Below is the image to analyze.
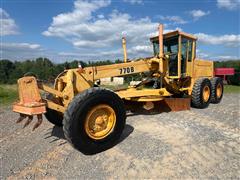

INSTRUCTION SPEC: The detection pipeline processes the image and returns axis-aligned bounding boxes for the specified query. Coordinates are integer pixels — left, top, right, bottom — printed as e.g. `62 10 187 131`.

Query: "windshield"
152 35 179 56
163 36 179 54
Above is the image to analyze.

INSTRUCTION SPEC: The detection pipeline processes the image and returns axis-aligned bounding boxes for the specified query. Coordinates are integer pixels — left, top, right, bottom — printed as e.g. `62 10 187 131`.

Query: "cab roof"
150 30 197 42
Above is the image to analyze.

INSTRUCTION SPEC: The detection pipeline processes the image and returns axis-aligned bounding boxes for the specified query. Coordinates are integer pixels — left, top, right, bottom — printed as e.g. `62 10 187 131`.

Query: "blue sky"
1 0 240 63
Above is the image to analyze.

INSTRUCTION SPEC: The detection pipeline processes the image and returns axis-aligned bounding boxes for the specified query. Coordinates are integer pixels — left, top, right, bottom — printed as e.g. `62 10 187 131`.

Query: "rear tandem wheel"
210 77 223 104
191 78 212 109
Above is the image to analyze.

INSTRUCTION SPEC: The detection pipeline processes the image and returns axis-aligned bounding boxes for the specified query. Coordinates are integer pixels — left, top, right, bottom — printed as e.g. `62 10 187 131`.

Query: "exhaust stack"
158 24 164 58
158 24 164 73
122 37 128 63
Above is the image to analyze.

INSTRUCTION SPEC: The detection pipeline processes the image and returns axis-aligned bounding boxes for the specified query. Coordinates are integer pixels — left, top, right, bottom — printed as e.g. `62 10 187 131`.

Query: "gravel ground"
1 93 239 179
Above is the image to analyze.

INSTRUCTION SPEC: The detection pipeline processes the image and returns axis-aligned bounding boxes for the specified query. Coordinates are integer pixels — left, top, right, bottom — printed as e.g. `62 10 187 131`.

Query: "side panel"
83 59 158 80
187 59 213 95
193 59 214 78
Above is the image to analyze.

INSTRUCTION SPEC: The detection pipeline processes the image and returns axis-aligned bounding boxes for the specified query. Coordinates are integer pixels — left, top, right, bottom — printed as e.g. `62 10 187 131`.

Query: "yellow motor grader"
13 24 223 154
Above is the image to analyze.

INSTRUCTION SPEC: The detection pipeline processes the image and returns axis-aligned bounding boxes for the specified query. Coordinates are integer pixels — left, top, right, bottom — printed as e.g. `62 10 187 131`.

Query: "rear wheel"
191 78 212 109
210 77 223 104
63 87 126 154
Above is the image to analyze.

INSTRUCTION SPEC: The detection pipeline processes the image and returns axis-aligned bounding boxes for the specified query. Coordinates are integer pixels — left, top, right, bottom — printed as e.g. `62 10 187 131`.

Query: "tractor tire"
210 77 223 104
191 78 212 109
45 108 63 126
63 87 126 154
44 94 63 126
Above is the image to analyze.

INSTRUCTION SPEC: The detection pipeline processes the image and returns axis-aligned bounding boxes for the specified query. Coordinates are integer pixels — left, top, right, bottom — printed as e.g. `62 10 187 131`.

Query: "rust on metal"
13 76 46 130
124 97 191 113
13 76 46 115
23 116 33 128
32 114 43 131
160 98 191 112
16 114 27 123
143 101 155 110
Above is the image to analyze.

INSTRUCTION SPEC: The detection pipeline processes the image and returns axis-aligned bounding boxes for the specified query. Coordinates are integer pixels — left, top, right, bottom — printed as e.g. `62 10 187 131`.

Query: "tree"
0 60 15 83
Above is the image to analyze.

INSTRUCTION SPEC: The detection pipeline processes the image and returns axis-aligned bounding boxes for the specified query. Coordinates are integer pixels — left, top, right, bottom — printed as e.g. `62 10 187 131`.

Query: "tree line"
0 57 239 84
0 58 121 84
214 60 240 71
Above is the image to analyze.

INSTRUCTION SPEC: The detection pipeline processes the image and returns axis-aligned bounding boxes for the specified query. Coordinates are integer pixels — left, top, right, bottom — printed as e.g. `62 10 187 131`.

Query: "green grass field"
0 84 239 106
224 85 240 94
0 84 18 106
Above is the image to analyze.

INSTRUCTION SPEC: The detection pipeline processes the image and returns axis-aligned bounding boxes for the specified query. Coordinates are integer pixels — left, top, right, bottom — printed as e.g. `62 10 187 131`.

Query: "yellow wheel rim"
85 104 116 140
216 83 222 98
203 85 210 102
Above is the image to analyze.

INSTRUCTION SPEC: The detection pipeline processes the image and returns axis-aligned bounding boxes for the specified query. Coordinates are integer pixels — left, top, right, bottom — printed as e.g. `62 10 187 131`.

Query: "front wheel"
63 87 126 154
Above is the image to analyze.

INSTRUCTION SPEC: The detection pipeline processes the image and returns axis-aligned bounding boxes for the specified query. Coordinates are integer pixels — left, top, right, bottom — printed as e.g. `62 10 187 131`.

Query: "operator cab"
150 30 197 78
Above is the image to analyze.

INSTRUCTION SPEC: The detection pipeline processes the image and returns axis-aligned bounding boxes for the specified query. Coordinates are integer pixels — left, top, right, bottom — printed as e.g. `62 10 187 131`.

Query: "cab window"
188 40 193 61
181 37 193 75
164 36 179 76
153 41 159 56
181 37 193 62
163 36 179 54
152 35 179 56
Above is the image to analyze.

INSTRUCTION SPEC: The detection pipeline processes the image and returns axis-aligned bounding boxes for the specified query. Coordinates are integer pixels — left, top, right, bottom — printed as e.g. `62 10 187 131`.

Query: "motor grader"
13 24 223 154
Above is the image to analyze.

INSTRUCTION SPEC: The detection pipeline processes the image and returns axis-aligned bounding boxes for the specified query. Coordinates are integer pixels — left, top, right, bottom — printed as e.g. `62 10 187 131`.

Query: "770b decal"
119 67 135 74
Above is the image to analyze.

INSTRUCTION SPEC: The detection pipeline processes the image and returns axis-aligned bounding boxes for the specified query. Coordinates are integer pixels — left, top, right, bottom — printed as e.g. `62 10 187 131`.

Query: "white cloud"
196 49 210 59
2 42 41 50
0 8 19 36
43 0 187 60
130 45 152 53
1 42 44 60
189 10 210 20
58 48 124 60
195 33 240 47
158 15 187 25
40 0 239 62
58 45 153 61
1 42 73 62
217 0 240 10
42 0 111 37
196 49 239 60
215 55 239 60
42 0 161 59
146 26 182 38
123 0 144 5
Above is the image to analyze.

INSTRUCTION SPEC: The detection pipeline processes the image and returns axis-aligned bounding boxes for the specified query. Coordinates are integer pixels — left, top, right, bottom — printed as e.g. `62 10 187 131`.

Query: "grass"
224 85 240 94
0 84 18 106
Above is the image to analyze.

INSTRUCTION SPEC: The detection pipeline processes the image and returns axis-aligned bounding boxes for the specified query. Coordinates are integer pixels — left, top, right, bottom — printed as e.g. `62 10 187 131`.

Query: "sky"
1 0 240 63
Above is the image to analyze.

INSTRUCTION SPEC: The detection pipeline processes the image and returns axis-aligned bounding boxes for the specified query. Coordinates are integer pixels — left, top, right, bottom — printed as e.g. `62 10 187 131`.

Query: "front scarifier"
13 76 46 130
